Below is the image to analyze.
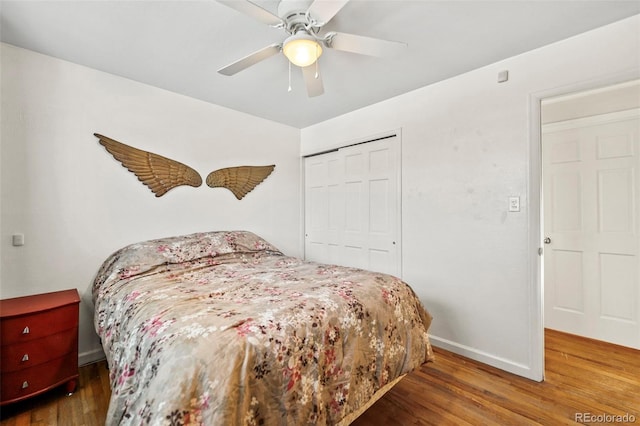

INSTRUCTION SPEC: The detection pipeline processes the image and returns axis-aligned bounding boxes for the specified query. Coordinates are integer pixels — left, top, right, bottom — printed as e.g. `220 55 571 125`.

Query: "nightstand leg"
66 379 78 395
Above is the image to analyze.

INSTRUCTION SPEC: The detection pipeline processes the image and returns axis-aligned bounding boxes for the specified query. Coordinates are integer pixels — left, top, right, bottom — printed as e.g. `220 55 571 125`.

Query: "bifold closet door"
304 136 401 277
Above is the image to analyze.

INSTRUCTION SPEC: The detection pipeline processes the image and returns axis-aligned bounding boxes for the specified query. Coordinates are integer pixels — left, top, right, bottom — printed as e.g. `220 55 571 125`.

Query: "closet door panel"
304 136 401 277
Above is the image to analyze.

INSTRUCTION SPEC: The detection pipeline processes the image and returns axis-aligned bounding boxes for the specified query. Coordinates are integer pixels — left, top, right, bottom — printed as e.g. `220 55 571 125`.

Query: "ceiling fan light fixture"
282 31 323 67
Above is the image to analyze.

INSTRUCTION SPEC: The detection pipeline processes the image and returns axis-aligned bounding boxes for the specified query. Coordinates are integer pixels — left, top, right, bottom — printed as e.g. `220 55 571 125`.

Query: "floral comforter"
93 231 434 425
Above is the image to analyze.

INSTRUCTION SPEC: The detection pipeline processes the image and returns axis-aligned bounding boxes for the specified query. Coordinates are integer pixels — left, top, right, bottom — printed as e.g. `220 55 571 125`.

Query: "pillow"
224 230 282 254
93 231 282 293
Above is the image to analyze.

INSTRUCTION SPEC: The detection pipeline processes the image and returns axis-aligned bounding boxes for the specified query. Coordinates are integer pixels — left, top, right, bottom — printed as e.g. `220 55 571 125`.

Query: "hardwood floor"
1 329 638 425
355 329 639 425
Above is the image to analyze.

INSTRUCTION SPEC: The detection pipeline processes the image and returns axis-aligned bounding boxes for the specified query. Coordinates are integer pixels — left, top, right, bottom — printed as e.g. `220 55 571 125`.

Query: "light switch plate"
509 196 520 212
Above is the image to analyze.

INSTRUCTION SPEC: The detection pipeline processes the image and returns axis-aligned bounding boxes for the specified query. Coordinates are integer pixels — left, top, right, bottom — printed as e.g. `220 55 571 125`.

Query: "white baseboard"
79 348 106 366
429 334 540 381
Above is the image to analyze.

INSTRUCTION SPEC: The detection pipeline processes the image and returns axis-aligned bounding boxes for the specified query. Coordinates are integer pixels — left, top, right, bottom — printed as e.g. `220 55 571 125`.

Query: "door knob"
544 237 551 244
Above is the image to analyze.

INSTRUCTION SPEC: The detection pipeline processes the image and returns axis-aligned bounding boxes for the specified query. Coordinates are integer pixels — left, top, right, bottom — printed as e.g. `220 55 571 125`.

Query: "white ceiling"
2 1 639 128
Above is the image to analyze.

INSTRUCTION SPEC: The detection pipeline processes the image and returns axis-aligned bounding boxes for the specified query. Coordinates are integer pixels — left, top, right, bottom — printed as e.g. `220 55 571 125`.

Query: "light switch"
12 234 24 246
508 197 520 212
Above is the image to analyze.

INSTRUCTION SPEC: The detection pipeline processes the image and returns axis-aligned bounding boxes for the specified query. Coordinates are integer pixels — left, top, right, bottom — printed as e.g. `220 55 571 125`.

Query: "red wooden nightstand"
0 289 80 405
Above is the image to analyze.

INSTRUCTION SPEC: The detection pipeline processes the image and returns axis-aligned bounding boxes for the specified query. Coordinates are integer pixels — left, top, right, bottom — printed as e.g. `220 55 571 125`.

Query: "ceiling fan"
216 0 407 97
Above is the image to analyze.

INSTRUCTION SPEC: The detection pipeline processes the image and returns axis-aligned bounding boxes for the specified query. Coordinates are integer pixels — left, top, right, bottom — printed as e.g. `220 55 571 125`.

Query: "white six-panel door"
543 109 640 349
304 136 401 277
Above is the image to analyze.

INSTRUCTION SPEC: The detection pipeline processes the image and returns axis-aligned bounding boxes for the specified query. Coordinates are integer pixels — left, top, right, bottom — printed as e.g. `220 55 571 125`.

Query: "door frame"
528 71 639 381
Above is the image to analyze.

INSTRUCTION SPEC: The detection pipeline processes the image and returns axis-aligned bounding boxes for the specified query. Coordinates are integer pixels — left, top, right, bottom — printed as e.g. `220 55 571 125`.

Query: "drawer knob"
21 354 29 362
22 326 30 334
22 381 29 389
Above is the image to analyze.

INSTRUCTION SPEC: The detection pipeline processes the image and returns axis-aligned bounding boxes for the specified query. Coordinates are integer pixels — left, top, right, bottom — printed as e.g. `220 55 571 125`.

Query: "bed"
93 230 434 425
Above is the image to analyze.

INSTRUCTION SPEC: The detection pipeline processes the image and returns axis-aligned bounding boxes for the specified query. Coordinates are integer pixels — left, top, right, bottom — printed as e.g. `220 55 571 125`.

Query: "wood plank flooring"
1 329 638 425
355 329 639 425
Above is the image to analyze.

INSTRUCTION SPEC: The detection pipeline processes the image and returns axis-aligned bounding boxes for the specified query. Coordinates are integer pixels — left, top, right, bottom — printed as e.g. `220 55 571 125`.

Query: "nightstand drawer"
0 354 78 402
0 304 79 344
1 328 78 372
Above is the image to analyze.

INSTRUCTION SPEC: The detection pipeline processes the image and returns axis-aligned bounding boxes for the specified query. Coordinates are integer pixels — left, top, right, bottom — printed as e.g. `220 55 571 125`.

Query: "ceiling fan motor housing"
277 0 314 18
278 0 318 34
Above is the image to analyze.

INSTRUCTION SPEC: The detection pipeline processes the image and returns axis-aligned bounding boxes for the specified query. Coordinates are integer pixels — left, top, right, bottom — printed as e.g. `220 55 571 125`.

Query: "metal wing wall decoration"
95 134 275 199
95 133 203 197
206 165 275 200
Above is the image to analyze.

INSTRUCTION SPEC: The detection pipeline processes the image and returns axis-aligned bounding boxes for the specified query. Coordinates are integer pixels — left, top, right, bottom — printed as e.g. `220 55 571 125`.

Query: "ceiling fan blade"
302 64 324 97
217 0 283 26
218 44 281 76
326 32 407 57
307 0 350 26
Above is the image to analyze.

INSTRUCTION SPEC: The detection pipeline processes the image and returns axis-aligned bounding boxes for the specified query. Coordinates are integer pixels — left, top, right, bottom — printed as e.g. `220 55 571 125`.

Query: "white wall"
0 43 301 364
301 15 640 380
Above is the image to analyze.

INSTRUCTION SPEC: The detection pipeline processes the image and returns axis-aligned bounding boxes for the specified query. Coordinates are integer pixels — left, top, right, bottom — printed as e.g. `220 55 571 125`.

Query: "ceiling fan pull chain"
288 61 292 92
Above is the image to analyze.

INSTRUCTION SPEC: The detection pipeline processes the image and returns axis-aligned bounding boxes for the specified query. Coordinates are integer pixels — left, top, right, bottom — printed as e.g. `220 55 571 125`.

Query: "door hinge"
538 247 543 256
